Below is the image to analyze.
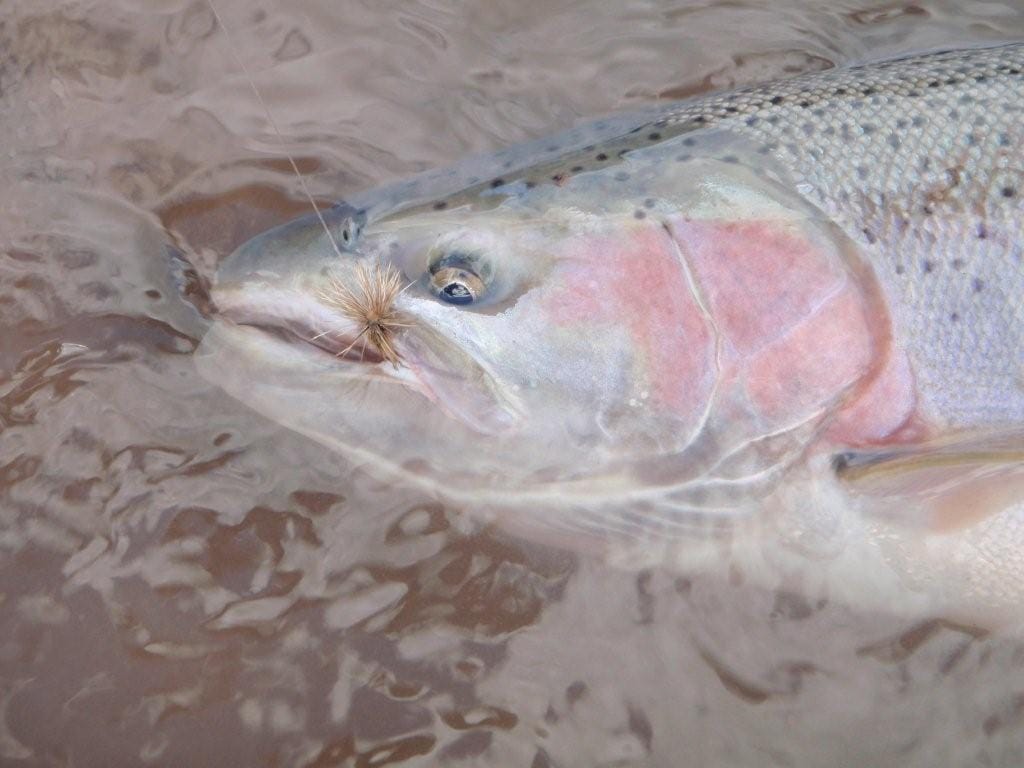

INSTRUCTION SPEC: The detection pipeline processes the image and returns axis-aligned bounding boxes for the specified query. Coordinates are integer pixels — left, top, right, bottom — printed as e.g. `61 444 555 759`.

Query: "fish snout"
216 203 366 286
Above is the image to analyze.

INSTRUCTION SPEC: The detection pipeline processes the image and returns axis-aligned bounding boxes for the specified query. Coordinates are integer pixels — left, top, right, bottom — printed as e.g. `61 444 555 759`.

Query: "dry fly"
206 0 412 365
317 263 411 367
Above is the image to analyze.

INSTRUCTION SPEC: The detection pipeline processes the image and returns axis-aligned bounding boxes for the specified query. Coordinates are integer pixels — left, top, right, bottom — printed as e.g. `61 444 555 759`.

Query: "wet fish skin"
652 44 1024 429
400 43 1023 431
202 44 1023 558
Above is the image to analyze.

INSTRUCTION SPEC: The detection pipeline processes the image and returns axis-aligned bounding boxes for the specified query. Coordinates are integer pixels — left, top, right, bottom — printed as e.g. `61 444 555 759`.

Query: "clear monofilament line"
205 0 346 262
206 6 413 368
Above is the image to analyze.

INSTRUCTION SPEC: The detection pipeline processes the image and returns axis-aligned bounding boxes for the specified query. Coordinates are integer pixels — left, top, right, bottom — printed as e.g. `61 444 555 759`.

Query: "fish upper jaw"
212 283 388 366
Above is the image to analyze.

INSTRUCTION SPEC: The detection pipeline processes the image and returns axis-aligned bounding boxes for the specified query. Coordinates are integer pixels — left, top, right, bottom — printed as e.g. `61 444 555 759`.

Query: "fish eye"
430 266 484 305
427 249 491 305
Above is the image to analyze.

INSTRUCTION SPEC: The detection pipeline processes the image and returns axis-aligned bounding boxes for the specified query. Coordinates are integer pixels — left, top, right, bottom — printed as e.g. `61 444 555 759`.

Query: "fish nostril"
327 203 367 251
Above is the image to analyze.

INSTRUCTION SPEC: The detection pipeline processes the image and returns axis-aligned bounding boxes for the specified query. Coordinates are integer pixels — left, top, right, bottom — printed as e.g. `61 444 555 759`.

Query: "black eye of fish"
431 266 484 305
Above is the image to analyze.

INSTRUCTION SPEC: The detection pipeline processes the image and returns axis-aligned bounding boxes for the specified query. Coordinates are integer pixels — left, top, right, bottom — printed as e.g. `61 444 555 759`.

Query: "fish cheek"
538 222 717 447
666 215 897 437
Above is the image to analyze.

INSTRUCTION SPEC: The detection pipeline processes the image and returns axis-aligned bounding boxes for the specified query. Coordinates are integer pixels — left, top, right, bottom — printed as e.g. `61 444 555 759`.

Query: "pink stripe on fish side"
544 215 917 448
669 215 915 444
745 285 872 423
669 218 846 356
826 347 922 445
543 224 715 423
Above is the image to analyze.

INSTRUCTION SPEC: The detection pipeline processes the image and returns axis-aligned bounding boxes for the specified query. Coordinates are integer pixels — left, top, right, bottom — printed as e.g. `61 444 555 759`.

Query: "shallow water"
2 1 1024 766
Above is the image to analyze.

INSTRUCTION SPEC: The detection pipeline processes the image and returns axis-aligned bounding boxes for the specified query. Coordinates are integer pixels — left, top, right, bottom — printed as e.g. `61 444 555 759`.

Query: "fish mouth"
210 283 525 435
239 319 387 365
212 285 387 366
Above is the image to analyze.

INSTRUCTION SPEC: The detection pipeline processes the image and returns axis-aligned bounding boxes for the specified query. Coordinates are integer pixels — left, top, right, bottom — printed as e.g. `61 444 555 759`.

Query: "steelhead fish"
198 43 1024 616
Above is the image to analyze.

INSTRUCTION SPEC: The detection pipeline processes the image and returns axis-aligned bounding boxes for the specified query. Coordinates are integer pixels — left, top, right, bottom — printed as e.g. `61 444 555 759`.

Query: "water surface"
2 1 1024 765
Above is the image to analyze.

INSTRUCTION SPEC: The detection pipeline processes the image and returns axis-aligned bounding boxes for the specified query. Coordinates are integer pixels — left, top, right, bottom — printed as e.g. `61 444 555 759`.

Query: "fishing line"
205 0 346 262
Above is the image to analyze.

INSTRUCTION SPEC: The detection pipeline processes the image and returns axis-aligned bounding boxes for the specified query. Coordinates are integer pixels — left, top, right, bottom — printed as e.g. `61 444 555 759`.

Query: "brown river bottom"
3 1 1024 766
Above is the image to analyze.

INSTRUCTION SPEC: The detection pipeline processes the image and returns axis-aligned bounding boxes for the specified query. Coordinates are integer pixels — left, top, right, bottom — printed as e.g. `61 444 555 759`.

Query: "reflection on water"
2 1 1023 765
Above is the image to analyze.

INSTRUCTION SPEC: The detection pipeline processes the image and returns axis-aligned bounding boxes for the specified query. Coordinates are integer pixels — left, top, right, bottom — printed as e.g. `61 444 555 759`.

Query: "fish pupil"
442 282 474 304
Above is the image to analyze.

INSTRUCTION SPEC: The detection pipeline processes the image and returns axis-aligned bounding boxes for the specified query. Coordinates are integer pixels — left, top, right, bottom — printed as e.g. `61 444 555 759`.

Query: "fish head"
200 135 885 510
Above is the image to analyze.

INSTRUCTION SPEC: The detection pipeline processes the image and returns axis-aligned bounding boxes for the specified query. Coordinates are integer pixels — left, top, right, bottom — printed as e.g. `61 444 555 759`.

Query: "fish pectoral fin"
834 429 1024 530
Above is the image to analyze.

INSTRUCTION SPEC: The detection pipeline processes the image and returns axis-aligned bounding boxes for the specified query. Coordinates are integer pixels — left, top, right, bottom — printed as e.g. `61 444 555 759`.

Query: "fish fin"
834 429 1024 530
